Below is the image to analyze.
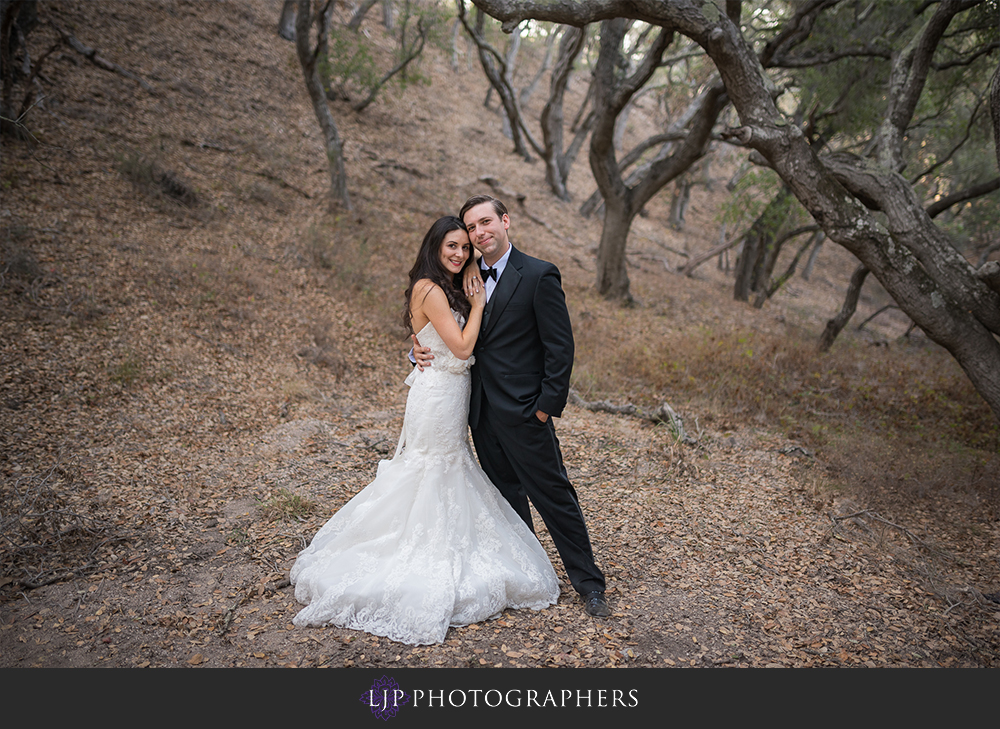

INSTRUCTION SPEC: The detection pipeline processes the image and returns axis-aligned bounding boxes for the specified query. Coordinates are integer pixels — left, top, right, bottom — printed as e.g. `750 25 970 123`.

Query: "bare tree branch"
876 0 973 171
352 18 428 112
925 176 1000 218
910 91 988 184
932 39 998 70
770 46 892 68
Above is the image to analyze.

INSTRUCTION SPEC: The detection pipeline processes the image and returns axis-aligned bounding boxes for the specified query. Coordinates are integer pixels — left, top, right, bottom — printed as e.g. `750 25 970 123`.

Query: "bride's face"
439 229 471 275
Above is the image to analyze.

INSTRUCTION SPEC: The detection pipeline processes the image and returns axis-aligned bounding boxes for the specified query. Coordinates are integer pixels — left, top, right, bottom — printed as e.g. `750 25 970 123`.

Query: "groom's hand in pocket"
412 335 434 371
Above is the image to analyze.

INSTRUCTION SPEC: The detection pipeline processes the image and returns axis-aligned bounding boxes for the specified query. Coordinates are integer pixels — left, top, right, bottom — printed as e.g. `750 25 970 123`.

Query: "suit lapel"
481 247 522 338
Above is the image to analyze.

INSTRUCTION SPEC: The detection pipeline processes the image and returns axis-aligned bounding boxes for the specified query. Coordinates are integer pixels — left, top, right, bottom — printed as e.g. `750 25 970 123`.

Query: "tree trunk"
1 0 38 136
381 0 394 31
589 18 724 302
732 231 759 302
518 26 558 107
755 226 819 307
733 187 792 308
348 0 379 31
818 264 870 352
296 0 350 209
595 198 636 302
668 174 691 230
278 0 297 40
539 25 589 201
801 231 824 281
612 97 632 150
749 232 786 308
733 187 791 302
462 11 592 197
499 25 522 140
450 16 461 71
716 223 727 269
990 56 999 173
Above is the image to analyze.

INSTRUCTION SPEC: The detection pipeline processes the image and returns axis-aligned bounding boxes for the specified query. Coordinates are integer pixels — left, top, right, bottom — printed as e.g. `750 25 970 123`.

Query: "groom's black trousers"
471 393 606 596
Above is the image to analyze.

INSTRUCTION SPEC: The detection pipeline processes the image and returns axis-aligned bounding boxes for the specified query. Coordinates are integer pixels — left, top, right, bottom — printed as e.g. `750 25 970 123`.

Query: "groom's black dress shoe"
583 591 611 618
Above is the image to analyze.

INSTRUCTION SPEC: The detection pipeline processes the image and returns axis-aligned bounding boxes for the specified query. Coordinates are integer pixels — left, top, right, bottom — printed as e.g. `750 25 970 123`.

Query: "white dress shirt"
481 245 512 302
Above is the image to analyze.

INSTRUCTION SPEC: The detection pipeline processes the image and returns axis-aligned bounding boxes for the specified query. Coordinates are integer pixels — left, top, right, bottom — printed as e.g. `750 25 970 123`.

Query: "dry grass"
257 488 317 523
115 148 200 208
1 225 42 282
574 301 999 515
0 464 114 589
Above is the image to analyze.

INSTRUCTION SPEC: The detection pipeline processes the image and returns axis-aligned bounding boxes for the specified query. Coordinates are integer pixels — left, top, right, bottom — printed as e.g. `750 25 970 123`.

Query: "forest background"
1 0 998 668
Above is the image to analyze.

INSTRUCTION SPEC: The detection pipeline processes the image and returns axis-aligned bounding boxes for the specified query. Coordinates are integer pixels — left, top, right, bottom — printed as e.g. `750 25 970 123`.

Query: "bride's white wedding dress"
289 312 560 645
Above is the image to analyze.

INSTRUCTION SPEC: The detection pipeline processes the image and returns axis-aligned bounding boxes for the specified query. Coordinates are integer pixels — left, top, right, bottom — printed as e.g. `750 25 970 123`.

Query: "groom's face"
463 202 510 266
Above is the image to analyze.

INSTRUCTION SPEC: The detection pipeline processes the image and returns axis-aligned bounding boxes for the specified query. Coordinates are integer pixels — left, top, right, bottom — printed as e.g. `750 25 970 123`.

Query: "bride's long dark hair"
403 216 473 334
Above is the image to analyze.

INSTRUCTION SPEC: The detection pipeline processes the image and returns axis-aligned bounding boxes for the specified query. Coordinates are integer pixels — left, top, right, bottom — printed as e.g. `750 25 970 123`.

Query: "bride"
289 216 560 645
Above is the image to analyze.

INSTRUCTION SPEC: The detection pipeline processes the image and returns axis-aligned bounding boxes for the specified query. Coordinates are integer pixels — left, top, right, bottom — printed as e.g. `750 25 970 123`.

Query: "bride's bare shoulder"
412 279 446 305
413 278 440 295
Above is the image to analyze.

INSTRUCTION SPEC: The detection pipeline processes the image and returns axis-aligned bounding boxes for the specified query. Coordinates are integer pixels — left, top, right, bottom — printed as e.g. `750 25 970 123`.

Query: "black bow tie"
481 265 498 281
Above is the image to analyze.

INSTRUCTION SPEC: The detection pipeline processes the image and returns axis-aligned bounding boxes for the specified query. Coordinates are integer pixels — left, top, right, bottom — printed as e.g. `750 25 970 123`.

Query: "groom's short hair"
460 194 508 224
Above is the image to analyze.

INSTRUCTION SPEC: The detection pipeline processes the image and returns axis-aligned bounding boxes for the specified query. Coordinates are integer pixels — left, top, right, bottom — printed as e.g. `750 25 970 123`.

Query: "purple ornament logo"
360 675 411 721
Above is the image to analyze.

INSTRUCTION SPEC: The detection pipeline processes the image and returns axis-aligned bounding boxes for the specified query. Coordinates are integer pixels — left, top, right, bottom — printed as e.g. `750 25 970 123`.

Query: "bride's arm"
412 280 484 361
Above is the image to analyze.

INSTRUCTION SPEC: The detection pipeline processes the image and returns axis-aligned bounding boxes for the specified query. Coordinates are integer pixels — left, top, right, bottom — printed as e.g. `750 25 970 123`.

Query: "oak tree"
471 0 1000 421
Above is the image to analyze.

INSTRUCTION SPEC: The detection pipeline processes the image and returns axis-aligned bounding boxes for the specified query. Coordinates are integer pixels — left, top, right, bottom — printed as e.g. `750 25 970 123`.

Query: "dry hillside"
1 0 998 668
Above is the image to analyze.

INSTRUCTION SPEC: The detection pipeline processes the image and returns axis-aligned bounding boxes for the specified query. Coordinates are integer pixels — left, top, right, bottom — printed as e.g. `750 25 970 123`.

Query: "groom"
416 194 609 618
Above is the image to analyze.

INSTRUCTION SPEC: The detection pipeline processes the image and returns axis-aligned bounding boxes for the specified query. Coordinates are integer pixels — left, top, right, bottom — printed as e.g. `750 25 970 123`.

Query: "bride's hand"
467 282 486 310
463 266 483 297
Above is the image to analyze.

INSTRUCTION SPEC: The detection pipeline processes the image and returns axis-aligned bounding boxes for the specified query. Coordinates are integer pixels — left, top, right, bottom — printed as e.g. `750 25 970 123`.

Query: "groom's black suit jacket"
468 245 574 429
466 245 604 595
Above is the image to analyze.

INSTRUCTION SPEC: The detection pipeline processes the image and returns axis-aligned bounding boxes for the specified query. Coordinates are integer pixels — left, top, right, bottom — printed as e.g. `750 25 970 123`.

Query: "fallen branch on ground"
568 390 694 443
182 139 236 153
253 169 312 199
375 161 427 178
829 509 954 561
51 20 155 93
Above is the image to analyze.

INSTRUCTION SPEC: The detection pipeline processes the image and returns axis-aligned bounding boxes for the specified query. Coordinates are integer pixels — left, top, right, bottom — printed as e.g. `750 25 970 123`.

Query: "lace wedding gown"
289 312 560 645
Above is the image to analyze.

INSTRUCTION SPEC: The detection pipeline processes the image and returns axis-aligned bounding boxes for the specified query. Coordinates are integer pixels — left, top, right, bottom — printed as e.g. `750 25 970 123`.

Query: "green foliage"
903 2 999 252
719 168 779 229
403 0 455 56
934 189 1000 254
325 1 449 105
718 168 806 237
324 25 380 94
226 525 248 545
